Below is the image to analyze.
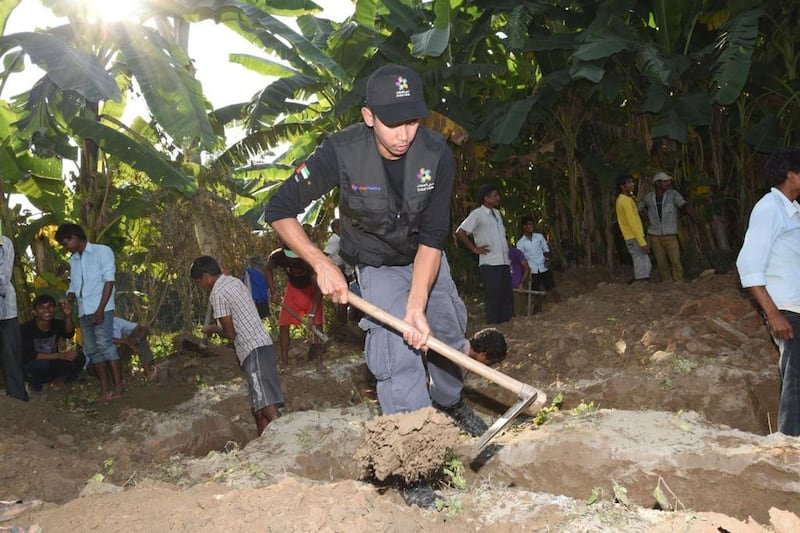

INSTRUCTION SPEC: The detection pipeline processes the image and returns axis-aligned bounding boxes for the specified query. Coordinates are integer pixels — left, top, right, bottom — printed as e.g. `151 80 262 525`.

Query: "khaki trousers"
650 234 683 282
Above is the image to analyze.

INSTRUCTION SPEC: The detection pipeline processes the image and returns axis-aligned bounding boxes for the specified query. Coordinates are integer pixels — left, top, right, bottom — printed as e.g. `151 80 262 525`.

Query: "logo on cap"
395 76 410 97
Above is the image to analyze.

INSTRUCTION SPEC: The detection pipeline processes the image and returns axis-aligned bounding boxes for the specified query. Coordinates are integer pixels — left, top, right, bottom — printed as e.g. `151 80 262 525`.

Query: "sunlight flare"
79 0 144 22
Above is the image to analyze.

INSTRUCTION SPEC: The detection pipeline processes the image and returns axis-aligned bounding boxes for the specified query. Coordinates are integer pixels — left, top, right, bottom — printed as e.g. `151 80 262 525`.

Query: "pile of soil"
2 269 799 532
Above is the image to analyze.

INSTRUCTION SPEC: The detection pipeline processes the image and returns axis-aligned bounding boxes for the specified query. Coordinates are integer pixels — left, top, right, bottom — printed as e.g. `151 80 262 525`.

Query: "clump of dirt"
355 407 460 482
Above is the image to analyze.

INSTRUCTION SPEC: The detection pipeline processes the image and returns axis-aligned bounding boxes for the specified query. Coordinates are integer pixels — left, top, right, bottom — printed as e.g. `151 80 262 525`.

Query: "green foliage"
586 486 603 505
441 452 467 491
612 480 630 506
653 476 685 511
54 380 100 418
533 392 564 426
711 9 763 105
434 496 462 517
673 357 697 374
102 458 115 476
1 0 796 309
571 400 598 416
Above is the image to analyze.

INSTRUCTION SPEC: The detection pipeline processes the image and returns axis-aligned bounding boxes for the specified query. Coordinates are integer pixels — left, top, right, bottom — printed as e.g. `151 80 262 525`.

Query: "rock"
706 316 751 345
769 507 800 533
79 480 124 497
615 339 626 356
650 350 674 363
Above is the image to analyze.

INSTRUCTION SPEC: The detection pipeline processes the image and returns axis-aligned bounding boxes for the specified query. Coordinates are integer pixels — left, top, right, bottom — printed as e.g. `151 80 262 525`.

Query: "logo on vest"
394 76 411 98
416 167 434 192
350 184 382 192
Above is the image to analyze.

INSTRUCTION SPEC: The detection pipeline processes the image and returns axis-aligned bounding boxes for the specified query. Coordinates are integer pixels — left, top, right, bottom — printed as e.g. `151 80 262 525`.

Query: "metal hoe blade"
474 386 541 454
347 292 547 455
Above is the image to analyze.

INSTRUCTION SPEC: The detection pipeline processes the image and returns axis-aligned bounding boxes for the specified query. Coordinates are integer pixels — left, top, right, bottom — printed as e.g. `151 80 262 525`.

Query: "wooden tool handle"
281 303 329 343
347 291 539 399
200 301 213 347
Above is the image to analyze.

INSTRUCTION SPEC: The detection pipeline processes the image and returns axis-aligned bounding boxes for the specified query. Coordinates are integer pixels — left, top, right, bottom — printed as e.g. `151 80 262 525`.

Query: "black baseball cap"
365 64 429 126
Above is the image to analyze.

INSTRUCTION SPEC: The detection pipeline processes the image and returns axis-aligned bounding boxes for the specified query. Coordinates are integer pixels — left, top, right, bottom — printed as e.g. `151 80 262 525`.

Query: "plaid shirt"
210 275 272 364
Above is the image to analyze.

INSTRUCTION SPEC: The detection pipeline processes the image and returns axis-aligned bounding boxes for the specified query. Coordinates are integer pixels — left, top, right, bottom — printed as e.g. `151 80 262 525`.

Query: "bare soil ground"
3 269 800 532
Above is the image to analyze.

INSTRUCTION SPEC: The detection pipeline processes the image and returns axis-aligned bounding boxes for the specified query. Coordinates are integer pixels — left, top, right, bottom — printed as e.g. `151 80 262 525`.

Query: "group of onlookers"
455 184 560 324
1 223 153 403
3 62 799 513
613 150 800 439
614 171 693 283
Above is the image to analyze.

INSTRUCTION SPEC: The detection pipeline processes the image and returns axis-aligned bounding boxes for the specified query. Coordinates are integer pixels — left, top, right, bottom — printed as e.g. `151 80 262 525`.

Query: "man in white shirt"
56 223 122 402
736 148 800 436
516 216 561 313
456 184 513 324
0 234 28 401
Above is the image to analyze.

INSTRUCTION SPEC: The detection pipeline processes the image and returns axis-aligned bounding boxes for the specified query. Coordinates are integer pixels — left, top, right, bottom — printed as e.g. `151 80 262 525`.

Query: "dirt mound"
3 269 800 531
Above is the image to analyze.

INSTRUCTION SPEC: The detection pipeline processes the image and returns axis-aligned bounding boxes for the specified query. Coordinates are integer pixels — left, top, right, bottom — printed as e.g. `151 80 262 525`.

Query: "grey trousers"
625 239 652 280
1 317 28 401
358 254 466 414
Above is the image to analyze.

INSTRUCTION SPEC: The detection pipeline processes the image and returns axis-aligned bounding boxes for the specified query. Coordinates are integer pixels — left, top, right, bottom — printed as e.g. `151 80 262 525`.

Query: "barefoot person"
191 256 283 436
55 223 122 402
265 244 324 370
264 63 485 508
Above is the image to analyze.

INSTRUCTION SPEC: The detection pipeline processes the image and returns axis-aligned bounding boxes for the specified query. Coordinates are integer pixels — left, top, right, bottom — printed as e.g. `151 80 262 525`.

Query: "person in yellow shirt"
615 174 651 282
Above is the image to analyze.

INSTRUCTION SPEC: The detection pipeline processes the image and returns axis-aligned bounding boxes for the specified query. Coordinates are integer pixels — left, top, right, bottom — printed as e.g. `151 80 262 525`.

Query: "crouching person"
21 294 87 392
190 256 284 436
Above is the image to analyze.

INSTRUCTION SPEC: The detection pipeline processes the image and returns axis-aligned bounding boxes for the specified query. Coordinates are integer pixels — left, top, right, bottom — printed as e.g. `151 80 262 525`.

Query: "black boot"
432 398 488 437
401 479 439 510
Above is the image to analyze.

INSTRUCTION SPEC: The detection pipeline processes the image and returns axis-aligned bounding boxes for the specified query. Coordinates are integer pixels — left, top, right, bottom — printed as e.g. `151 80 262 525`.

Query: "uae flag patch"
294 163 311 183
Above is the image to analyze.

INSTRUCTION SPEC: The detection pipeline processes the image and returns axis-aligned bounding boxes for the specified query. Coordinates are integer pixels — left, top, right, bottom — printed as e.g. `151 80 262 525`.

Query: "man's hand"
91 309 105 326
270 291 283 306
202 324 221 337
60 350 77 362
313 258 349 304
59 298 72 315
767 312 794 340
402 308 431 350
475 245 490 255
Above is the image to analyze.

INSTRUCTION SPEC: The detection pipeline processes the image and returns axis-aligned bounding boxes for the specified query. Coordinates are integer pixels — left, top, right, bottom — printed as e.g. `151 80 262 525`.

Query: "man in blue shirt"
736 148 800 435
56 223 122 402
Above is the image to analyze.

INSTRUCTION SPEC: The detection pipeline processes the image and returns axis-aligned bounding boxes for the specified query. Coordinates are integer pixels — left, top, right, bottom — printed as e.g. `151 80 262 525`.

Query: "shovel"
347 291 546 453
280 303 330 343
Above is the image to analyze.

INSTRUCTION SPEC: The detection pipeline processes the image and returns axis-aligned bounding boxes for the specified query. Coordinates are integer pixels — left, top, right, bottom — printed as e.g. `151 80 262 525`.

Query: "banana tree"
0 5 218 240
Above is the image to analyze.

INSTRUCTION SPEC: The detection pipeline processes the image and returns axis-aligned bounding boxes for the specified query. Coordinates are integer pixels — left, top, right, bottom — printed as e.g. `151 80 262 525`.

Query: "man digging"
265 64 487 508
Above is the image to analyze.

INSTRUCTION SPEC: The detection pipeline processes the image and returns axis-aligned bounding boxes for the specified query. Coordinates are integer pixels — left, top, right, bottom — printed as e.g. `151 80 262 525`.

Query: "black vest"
332 124 447 267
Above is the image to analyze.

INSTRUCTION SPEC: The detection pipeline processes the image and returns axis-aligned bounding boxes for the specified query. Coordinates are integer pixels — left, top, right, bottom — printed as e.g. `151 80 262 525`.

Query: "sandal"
0 500 43 523
0 525 43 533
